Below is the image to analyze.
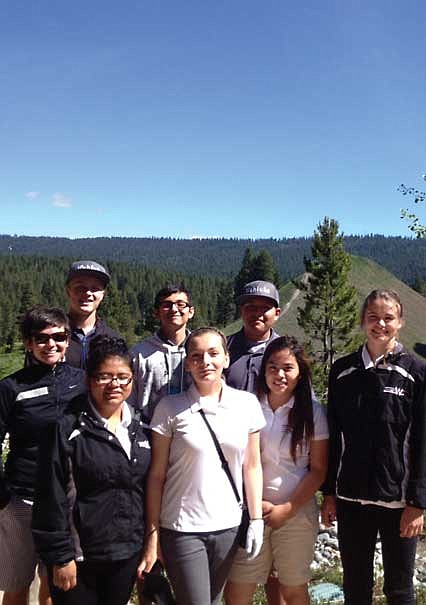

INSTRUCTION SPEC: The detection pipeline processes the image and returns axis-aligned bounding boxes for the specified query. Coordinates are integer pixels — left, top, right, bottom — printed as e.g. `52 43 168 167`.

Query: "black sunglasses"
32 331 69 345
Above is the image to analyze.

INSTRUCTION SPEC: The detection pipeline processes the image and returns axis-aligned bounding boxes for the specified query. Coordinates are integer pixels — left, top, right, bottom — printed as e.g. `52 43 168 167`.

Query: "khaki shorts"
0 496 46 592
228 499 319 587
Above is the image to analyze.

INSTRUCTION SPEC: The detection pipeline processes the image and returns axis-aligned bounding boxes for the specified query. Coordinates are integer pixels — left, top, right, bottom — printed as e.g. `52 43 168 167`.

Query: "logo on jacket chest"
383 386 406 397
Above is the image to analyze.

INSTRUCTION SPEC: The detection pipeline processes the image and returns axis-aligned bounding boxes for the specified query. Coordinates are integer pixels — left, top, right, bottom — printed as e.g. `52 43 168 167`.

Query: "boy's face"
155 291 194 331
240 296 281 341
66 275 106 318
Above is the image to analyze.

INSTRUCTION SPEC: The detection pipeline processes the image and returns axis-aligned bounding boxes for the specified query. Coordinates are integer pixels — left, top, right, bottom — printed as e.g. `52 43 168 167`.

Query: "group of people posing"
1 259 425 605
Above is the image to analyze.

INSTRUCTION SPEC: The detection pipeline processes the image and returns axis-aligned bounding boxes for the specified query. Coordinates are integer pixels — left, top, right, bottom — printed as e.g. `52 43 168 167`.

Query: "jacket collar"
361 342 404 369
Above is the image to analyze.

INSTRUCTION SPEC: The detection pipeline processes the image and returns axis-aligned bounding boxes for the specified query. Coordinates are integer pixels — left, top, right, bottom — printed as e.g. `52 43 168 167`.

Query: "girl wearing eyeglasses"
32 335 152 605
0 306 86 605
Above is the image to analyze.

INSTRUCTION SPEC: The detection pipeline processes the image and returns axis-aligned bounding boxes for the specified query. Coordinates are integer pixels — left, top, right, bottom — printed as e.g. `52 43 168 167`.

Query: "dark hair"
257 336 314 463
20 306 70 341
154 284 193 309
185 327 229 355
86 335 132 377
360 289 403 324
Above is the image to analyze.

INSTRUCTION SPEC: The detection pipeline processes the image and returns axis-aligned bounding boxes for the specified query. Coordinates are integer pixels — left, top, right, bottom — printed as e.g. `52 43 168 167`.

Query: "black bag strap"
198 409 242 508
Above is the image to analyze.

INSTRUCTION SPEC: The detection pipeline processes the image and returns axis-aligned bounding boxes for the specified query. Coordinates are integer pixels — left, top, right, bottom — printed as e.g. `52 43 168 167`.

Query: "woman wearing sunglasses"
32 335 152 605
0 306 86 605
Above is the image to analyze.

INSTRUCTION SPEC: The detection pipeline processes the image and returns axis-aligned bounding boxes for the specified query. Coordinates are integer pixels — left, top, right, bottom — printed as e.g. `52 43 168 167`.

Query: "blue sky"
1 0 425 239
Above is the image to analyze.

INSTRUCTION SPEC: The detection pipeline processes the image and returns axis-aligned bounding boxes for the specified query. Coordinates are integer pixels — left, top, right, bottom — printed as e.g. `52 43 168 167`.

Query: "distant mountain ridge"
1 233 426 284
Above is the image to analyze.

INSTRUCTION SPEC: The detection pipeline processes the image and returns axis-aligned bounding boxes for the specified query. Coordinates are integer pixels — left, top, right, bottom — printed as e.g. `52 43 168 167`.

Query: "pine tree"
215 281 235 327
296 217 359 399
19 284 37 315
233 248 281 306
250 250 280 287
234 248 255 300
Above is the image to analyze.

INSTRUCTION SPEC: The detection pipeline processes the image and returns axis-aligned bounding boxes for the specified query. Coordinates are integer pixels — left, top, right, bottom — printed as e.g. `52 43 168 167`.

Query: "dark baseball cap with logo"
237 280 280 307
66 260 111 287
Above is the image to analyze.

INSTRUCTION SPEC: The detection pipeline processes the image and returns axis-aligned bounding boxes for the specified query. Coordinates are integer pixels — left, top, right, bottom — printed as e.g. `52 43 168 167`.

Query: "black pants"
336 499 417 605
48 551 141 605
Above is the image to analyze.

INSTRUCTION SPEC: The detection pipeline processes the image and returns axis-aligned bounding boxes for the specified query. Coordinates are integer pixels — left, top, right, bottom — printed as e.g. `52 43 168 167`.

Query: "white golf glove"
245 519 264 560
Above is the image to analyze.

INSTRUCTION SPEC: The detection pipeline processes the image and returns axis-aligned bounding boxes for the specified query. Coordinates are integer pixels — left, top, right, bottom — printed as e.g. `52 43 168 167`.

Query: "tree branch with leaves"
399 174 426 238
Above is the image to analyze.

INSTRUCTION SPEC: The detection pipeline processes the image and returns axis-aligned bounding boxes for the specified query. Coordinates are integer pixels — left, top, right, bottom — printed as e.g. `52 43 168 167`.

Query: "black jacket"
225 328 279 393
66 318 121 369
32 400 151 565
323 345 426 509
0 362 86 508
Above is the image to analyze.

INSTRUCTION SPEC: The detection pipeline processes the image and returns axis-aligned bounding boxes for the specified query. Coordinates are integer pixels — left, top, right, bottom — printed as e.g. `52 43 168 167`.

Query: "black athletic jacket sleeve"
0 380 14 507
322 360 342 496
32 419 75 566
405 360 426 508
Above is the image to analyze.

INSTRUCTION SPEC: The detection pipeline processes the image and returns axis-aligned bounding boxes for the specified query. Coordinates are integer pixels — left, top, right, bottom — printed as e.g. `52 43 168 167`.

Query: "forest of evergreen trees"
1 234 426 284
1 233 426 352
0 255 236 350
0 247 284 350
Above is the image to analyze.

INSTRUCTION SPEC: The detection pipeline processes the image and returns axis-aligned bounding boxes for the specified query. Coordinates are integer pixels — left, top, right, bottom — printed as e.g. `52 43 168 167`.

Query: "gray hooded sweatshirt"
129 331 192 422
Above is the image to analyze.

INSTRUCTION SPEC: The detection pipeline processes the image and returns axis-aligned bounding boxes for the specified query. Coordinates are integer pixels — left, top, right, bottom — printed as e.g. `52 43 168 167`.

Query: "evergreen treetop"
296 217 359 398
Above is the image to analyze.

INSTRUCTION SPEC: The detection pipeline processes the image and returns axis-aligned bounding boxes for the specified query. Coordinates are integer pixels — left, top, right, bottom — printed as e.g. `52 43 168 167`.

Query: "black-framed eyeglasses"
159 300 191 311
32 332 69 345
93 373 133 386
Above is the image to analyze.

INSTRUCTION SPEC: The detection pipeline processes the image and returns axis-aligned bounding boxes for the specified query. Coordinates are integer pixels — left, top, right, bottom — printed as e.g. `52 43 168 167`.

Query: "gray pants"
160 527 239 605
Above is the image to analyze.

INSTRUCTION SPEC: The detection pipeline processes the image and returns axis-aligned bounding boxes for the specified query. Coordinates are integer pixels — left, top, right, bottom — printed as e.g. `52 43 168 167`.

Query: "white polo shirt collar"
189 381 232 414
88 398 132 458
260 394 295 415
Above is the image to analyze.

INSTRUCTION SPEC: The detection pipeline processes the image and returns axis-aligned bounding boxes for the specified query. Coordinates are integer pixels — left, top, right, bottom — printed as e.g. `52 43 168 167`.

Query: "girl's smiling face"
265 348 300 407
362 297 403 352
26 325 69 367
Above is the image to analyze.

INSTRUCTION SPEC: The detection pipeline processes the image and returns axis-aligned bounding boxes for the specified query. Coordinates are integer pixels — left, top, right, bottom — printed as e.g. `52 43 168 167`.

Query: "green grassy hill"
0 345 25 380
225 255 426 359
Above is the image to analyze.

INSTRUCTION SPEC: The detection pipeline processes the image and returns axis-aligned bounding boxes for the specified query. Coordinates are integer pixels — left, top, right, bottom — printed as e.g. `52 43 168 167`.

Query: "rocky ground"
313 523 426 587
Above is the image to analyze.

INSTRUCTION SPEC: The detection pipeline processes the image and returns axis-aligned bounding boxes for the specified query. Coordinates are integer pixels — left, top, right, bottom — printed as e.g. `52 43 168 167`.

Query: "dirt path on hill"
280 273 308 315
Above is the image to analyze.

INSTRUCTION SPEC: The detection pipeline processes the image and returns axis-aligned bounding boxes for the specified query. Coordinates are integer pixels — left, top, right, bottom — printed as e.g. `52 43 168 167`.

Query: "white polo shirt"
260 394 329 505
150 382 265 532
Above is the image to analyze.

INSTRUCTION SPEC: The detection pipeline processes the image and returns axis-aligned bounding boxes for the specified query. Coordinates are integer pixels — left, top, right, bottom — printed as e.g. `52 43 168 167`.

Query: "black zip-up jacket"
0 362 86 508
32 401 151 565
323 345 426 509
66 318 121 369
225 328 279 393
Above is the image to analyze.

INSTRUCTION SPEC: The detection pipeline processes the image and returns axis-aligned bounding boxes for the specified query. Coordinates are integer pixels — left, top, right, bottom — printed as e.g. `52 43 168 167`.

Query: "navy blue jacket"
225 328 279 393
66 318 121 369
